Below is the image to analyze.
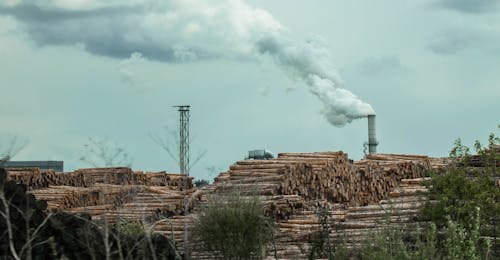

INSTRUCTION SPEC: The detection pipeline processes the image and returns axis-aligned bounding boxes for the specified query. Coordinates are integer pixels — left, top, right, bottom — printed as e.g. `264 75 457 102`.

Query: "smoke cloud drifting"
0 0 374 126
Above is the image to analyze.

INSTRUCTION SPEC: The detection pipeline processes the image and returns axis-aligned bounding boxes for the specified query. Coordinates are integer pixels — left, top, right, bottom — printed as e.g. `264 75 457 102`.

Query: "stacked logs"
3 151 448 259
74 168 194 189
329 178 429 248
214 152 356 204
7 168 91 189
277 152 358 204
207 152 434 218
74 167 144 185
29 184 139 210
135 172 195 189
211 160 313 218
221 160 313 196
68 186 199 223
366 153 431 178
277 152 430 206
192 152 438 258
6 167 197 226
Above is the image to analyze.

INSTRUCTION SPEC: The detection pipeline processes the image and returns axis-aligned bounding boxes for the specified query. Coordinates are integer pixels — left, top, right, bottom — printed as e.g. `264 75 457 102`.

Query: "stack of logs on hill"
211 152 431 212
4 151 448 259
5 167 200 223
154 152 444 257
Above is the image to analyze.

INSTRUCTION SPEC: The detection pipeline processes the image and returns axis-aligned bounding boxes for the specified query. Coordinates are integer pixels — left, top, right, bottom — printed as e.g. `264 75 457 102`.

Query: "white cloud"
117 52 149 90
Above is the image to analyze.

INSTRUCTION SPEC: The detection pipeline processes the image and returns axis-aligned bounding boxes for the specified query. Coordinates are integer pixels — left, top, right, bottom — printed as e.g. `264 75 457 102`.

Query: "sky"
1 0 499 181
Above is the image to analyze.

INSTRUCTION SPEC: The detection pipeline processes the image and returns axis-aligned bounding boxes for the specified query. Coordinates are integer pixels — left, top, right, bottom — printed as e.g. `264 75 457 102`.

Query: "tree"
421 133 500 231
193 193 272 259
149 126 206 173
79 137 133 167
420 132 500 258
0 135 28 165
0 168 55 259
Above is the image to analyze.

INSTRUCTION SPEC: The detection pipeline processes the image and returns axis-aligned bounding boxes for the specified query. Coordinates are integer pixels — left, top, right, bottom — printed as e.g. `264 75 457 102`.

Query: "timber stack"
211 152 431 210
177 151 441 258
463 144 500 167
5 167 199 224
7 168 92 189
3 151 450 258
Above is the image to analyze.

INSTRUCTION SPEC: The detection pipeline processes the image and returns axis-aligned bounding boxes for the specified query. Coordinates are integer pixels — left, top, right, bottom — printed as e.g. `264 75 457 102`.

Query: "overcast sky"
1 0 499 181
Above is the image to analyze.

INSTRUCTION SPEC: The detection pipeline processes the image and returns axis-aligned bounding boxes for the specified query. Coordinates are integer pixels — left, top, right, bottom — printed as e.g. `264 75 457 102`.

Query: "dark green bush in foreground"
0 168 179 260
193 193 271 259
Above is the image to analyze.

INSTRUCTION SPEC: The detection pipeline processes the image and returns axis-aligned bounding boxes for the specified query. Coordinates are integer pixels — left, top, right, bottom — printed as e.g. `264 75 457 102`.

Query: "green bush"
333 212 490 260
421 134 500 239
357 220 411 260
193 192 271 259
331 132 499 259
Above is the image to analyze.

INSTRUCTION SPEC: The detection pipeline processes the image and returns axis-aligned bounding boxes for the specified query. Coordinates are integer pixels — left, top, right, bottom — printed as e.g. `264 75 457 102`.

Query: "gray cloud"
357 56 405 76
435 0 500 14
427 25 500 55
427 31 473 55
1 0 375 127
0 3 139 23
0 2 217 62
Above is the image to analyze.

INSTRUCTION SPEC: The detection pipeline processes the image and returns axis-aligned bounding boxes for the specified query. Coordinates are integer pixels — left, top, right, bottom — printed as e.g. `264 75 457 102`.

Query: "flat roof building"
0 161 64 172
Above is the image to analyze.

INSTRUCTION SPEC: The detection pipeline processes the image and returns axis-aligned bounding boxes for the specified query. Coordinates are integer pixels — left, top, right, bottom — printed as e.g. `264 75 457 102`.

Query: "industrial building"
0 161 64 172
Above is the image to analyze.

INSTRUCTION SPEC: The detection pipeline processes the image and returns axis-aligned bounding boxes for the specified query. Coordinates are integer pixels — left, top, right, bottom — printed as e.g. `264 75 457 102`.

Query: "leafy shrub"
421 134 500 239
333 211 490 260
193 192 271 259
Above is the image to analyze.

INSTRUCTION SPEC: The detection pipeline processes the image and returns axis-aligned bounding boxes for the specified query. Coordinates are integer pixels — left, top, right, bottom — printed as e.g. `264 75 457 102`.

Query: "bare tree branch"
19 212 54 258
150 126 207 172
79 137 133 168
0 192 22 260
0 135 28 164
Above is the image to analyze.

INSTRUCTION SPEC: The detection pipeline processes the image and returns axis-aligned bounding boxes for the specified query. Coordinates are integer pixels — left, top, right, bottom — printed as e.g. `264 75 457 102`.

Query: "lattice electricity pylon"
174 105 190 175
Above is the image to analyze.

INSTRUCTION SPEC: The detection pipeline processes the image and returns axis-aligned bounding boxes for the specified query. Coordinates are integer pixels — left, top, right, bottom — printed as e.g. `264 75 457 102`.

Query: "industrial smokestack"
367 115 378 154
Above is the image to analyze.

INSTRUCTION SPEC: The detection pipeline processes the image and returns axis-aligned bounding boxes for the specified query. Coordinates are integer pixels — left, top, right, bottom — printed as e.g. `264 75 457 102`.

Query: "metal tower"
174 105 190 175
174 105 191 259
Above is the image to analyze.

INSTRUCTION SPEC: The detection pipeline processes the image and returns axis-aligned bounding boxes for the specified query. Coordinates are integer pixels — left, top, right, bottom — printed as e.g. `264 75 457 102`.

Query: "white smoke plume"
255 33 375 125
0 0 374 126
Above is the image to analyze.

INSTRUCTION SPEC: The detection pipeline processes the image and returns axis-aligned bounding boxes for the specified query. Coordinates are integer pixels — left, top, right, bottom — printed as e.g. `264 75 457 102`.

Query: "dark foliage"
420 135 500 238
193 193 271 259
194 179 209 188
1 168 179 260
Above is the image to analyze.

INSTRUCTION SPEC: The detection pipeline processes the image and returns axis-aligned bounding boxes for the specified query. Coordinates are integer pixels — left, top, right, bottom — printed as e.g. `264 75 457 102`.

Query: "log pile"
261 177 429 258
154 176 430 259
7 168 91 189
212 160 313 218
277 152 357 204
3 150 450 259
29 184 138 210
330 178 429 247
92 187 202 223
134 172 195 189
74 167 138 184
151 151 441 258
6 167 197 226
465 155 500 168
